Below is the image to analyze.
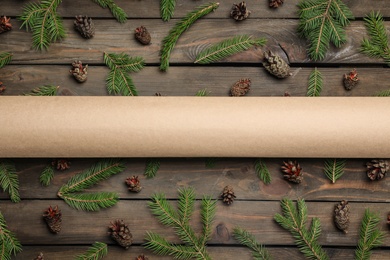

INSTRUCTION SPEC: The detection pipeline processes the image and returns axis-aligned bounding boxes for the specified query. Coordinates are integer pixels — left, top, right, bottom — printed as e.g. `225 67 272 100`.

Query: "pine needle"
0 212 22 259
160 2 219 71
274 198 329 260
324 159 346 183
90 0 127 23
355 209 385 260
233 227 272 260
39 164 55 186
306 68 323 97
298 0 354 61
19 0 66 50
161 0 176 21
196 88 211 96
144 159 161 179
0 52 12 69
194 35 267 64
24 85 58 96
0 161 20 203
254 159 271 185
60 192 119 211
375 89 390 97
75 242 108 260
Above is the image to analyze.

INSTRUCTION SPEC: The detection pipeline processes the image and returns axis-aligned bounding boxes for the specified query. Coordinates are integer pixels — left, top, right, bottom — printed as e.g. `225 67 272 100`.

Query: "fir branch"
196 88 211 97
75 241 108 260
0 52 12 69
178 187 196 225
194 35 267 64
200 196 216 246
254 159 271 185
144 159 161 179
59 192 119 211
376 89 390 97
161 0 176 21
205 158 217 168
274 198 329 260
360 11 390 65
39 164 55 186
90 0 127 23
323 159 346 183
233 227 271 260
355 209 385 260
19 0 66 50
160 2 219 71
103 53 145 72
306 68 323 97
24 85 58 96
0 161 20 203
298 0 354 61
0 212 22 260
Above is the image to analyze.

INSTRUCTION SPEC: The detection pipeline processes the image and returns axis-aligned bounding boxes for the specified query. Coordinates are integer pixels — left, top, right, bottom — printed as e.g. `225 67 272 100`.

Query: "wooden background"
1 0 390 259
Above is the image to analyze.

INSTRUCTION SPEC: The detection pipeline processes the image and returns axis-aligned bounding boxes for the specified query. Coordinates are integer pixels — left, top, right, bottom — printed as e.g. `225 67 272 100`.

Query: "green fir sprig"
103 52 145 96
160 2 219 71
355 209 385 260
0 212 22 260
19 0 66 50
324 159 346 183
274 198 329 260
360 11 390 65
298 0 354 61
144 159 161 179
205 158 217 168
194 35 267 64
0 161 20 203
161 0 176 21
196 88 211 96
39 164 55 186
91 0 127 23
376 89 390 97
254 159 271 185
75 242 108 260
144 187 217 260
24 85 58 96
57 159 124 211
233 227 272 260
306 68 323 97
0 52 12 69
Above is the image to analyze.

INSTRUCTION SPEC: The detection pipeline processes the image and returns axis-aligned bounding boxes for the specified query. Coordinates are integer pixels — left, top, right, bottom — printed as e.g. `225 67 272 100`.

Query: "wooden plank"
0 19 385 65
2 0 389 19
1 200 389 247
1 66 389 97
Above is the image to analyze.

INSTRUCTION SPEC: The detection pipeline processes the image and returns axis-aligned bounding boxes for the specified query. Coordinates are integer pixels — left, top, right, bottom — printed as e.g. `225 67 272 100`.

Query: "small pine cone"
0 82 6 95
70 60 88 83
343 69 359 90
263 50 291 79
43 205 62 234
136 254 149 260
125 176 143 193
269 0 284 8
52 159 71 171
34 252 44 260
230 78 251 96
108 219 133 249
281 161 303 183
387 212 390 225
221 185 236 205
0 16 12 34
230 2 251 21
366 159 389 181
334 200 350 233
135 26 151 45
283 91 291 97
74 15 95 39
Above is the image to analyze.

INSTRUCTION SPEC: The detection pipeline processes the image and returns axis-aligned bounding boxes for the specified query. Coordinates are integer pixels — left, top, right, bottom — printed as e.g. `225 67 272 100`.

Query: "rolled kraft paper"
0 96 389 158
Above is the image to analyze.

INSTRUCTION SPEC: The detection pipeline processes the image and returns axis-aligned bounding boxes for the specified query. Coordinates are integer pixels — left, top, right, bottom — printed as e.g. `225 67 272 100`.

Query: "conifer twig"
60 192 119 211
24 85 59 96
355 209 385 260
196 88 211 96
0 161 20 203
160 2 219 71
75 242 108 260
194 35 267 64
144 159 161 179
161 0 176 21
324 159 346 183
0 52 12 69
254 159 271 185
205 158 217 168
90 0 127 23
0 212 22 259
233 227 271 260
376 89 390 97
40 164 55 186
306 68 323 97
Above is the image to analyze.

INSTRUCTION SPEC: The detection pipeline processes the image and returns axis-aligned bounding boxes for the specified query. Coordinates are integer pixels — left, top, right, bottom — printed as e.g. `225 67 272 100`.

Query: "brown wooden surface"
1 0 390 259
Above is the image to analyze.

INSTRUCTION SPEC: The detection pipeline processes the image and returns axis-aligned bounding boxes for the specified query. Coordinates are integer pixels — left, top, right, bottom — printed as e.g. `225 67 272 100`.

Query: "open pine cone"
269 0 284 8
230 2 251 21
343 69 359 90
135 26 151 45
34 252 44 260
0 16 12 34
334 200 350 233
281 161 303 183
230 78 251 96
366 159 389 180
136 255 149 260
0 82 6 95
221 185 236 205
263 50 291 78
70 60 88 83
43 205 62 234
74 15 95 39
125 176 143 193
108 219 133 249
52 159 71 171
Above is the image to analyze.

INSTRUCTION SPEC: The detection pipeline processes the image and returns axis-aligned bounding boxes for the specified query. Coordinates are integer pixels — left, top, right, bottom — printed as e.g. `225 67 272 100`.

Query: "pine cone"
74 15 95 39
283 91 291 97
334 200 350 233
52 159 71 171
34 252 44 260
281 161 303 183
221 185 236 205
108 219 133 249
387 212 390 225
135 26 151 45
0 82 6 95
0 16 12 34
230 78 251 96
343 69 359 90
136 254 149 260
269 0 284 8
43 205 62 234
125 176 143 193
263 51 291 78
70 60 88 83
366 159 389 181
230 2 251 21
